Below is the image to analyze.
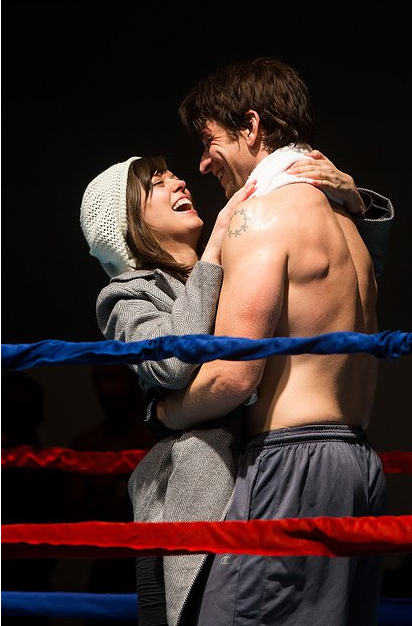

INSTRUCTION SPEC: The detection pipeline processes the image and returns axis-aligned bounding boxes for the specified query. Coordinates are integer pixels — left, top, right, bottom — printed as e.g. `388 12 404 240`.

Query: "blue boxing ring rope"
2 330 412 370
2 591 411 623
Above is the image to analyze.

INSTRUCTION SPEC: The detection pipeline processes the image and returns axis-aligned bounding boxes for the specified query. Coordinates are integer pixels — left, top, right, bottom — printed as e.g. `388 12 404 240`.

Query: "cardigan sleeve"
96 261 223 392
355 189 395 277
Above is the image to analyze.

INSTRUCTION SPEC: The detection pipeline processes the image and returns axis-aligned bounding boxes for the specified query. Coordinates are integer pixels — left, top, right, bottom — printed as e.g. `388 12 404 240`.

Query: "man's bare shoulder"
265 182 330 217
227 182 328 240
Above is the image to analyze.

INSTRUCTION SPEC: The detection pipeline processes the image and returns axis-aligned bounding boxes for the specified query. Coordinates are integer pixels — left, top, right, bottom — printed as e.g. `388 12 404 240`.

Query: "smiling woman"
128 159 204 271
79 154 256 626
81 155 254 282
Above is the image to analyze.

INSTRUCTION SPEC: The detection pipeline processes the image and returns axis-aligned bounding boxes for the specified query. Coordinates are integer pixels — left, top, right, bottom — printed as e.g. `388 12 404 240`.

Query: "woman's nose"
171 178 186 192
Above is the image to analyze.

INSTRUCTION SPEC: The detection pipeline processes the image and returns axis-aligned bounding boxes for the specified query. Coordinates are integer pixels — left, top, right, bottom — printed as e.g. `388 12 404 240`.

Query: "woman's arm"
96 261 223 391
352 188 394 277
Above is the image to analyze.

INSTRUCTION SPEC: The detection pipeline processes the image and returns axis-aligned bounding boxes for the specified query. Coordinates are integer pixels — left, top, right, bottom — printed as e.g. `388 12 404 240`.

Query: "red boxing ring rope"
2 446 412 475
1 445 148 474
378 451 412 474
2 516 412 560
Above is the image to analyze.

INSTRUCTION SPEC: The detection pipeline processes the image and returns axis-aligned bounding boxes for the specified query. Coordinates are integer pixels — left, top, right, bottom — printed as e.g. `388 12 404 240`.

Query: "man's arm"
157 197 289 430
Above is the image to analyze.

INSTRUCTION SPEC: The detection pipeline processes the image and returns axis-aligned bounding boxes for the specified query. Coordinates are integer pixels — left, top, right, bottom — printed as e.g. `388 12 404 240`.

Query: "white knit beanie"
80 156 141 277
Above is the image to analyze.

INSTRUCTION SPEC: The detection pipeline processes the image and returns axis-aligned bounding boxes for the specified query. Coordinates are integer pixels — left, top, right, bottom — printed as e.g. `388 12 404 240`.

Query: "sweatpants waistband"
246 424 367 451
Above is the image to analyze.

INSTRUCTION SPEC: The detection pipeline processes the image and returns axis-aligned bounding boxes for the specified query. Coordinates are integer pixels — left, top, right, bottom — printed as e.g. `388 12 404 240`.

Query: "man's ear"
244 109 261 146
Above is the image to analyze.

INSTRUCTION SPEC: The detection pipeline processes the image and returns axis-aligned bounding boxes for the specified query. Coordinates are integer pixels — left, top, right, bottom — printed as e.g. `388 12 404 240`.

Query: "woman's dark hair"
126 156 203 283
179 57 314 152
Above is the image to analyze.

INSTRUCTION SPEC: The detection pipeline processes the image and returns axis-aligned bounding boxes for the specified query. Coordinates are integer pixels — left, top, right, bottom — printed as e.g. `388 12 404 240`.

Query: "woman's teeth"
172 199 192 211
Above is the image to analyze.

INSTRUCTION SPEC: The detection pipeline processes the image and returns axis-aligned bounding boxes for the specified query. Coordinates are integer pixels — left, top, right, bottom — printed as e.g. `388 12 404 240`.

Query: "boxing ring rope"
3 516 412 559
2 591 140 620
2 330 412 622
1 446 149 473
2 445 412 474
3 595 412 624
2 330 412 371
2 592 407 623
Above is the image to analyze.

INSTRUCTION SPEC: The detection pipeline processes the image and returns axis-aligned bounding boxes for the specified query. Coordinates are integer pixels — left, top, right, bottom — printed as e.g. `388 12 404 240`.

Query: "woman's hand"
287 149 367 216
201 179 257 265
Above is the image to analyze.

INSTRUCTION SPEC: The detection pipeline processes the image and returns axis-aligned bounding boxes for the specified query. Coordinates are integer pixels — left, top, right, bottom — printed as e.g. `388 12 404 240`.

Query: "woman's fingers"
305 149 333 165
226 179 257 208
241 179 257 198
288 162 331 175
287 164 335 183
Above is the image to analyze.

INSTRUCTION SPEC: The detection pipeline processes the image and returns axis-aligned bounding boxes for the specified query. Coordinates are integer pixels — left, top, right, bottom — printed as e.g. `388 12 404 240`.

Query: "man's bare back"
244 183 378 436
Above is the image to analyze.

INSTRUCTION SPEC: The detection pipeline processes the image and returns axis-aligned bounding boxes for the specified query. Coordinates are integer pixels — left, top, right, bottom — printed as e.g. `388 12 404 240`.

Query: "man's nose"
199 151 212 175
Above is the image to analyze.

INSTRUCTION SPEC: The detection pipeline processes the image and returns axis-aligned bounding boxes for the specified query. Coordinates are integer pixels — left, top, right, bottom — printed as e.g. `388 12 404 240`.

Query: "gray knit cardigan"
96 261 243 626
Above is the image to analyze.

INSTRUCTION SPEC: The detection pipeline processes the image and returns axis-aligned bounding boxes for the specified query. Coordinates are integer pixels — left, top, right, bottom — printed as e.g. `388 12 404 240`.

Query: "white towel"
247 143 343 205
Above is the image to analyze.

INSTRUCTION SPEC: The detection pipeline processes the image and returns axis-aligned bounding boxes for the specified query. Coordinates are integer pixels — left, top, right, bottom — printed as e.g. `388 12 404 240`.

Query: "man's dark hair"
179 57 314 152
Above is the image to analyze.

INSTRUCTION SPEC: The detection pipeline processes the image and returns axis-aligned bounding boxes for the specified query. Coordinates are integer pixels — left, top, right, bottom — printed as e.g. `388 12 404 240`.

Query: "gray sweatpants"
196 424 387 626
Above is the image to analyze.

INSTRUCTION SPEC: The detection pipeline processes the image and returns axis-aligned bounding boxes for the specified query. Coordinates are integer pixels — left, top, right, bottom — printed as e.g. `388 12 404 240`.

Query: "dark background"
2 0 411 614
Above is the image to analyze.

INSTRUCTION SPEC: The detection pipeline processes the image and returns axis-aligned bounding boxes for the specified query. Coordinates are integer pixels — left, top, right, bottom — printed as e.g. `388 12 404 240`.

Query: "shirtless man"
156 57 387 625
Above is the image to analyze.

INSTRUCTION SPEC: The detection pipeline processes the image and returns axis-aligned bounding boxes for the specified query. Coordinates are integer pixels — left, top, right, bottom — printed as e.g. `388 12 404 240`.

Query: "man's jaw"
214 168 226 190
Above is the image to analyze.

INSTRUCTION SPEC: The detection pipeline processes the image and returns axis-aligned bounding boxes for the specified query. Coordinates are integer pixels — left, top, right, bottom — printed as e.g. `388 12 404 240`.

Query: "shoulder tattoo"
227 207 250 238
